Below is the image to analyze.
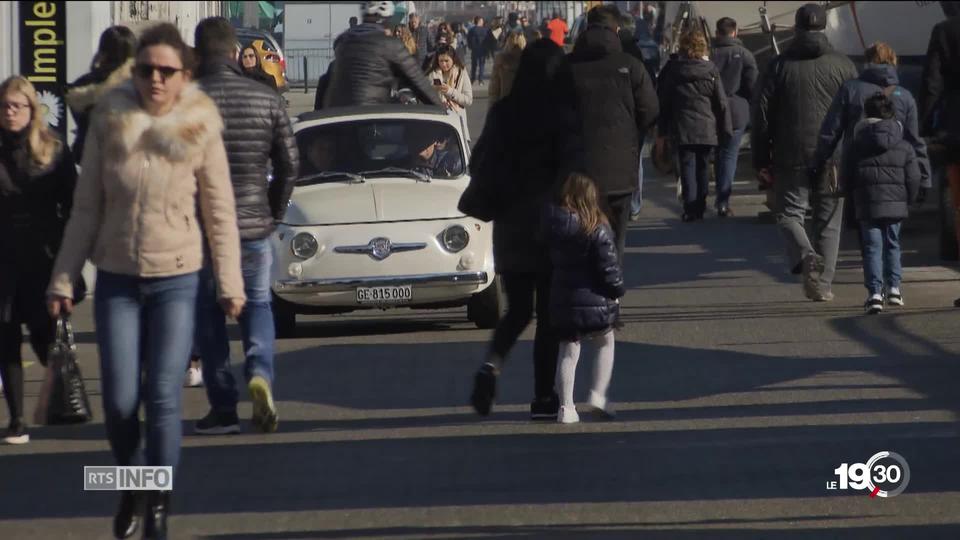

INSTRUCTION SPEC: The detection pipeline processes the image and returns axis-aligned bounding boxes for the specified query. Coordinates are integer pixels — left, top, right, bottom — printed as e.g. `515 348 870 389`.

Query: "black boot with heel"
112 490 143 539
143 490 170 540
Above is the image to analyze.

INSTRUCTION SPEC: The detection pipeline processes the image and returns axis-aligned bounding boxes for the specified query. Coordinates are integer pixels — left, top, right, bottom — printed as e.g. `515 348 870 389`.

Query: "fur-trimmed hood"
65 59 134 112
93 80 224 163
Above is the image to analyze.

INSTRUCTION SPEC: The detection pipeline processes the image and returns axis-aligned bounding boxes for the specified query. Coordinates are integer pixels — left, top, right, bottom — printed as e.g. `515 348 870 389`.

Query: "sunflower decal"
36 90 63 128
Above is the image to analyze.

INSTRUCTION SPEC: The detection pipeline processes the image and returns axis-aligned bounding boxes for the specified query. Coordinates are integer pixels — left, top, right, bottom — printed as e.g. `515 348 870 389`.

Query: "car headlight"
290 232 319 259
441 225 469 253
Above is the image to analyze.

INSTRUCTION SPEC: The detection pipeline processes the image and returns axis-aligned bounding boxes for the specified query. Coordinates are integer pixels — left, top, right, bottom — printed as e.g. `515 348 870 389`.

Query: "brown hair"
394 25 417 56
679 30 708 60
865 41 897 66
138 22 197 73
0 76 61 167
559 173 608 235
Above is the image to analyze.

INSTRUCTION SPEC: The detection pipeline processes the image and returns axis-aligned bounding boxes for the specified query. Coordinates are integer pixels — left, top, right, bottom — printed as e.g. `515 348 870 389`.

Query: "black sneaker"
470 363 498 416
717 206 733 217
530 393 560 421
864 294 884 315
3 420 29 445
194 410 240 435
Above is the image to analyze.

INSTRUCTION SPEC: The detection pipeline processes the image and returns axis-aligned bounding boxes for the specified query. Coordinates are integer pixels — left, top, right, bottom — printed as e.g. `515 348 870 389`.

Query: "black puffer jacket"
542 204 625 334
847 119 921 221
657 57 731 146
711 36 758 131
323 23 440 108
920 17 960 151
752 31 858 171
0 130 77 318
569 25 659 196
198 60 299 240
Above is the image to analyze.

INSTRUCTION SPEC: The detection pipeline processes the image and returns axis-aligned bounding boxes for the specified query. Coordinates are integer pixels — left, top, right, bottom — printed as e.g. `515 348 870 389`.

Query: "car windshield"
297 119 466 183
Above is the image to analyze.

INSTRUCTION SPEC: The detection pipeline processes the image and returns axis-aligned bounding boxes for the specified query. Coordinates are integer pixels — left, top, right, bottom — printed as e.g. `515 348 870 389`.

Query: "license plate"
355 285 413 305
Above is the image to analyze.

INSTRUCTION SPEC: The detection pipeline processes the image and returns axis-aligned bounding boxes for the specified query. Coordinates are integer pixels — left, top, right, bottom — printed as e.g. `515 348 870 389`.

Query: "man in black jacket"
753 4 857 302
322 2 439 107
569 5 659 263
193 17 300 435
919 15 960 306
712 17 757 217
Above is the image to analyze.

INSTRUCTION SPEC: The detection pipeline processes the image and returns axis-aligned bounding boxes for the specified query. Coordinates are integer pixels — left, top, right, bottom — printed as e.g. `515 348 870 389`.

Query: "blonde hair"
0 76 61 167
504 32 527 53
394 25 417 56
559 173 608 235
865 41 898 66
679 30 708 60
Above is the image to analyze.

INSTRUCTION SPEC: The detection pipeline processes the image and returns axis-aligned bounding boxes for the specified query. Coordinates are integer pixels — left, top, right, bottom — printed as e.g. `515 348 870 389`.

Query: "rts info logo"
827 451 910 498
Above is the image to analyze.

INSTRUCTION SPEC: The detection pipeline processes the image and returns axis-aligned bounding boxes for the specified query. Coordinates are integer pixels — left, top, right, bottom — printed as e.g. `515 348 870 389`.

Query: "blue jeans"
630 148 645 215
196 238 275 413
470 50 487 83
714 128 745 210
94 270 198 472
678 144 714 215
859 219 903 296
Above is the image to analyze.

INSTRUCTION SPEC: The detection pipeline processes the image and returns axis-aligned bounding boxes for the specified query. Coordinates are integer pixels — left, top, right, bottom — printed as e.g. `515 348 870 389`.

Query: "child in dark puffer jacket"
542 173 625 424
847 93 921 314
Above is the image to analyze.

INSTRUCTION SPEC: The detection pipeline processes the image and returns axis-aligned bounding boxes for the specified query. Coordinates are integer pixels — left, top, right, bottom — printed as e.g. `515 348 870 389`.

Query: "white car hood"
284 179 468 225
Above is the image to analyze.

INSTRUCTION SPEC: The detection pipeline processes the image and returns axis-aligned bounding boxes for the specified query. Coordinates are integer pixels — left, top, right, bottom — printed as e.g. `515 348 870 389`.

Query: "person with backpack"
846 93 922 313
542 173 625 424
813 42 931 208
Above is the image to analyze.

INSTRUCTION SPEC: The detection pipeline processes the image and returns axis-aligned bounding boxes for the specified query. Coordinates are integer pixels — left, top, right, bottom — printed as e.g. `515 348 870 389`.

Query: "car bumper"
273 270 490 308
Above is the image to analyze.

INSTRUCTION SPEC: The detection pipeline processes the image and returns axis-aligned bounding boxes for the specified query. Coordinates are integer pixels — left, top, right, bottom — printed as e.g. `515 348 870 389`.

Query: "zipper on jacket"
135 158 149 271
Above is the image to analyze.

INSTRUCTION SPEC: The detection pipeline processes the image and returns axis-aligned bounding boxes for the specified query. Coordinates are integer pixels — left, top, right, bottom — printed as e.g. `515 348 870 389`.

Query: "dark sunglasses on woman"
133 64 183 81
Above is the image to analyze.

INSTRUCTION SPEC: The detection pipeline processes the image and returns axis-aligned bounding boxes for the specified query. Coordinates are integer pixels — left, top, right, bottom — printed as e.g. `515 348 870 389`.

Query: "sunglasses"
1 101 30 113
133 63 184 81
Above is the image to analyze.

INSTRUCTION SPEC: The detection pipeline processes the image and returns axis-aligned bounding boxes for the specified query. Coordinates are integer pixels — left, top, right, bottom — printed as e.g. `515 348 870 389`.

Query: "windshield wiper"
358 167 432 183
296 171 365 185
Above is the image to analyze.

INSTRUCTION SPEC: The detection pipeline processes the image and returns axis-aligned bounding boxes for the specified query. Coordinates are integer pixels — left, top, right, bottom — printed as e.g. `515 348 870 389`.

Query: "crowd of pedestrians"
2 2 960 538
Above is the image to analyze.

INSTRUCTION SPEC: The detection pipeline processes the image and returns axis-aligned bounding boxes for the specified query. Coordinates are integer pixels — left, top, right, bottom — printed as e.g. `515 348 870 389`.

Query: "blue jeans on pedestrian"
94 270 198 472
714 127 745 210
630 147 645 216
196 238 275 414
859 219 903 296
678 144 714 216
471 50 486 83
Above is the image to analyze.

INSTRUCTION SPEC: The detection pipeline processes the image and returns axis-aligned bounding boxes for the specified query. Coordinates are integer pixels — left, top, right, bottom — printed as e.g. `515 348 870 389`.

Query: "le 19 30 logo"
827 451 910 498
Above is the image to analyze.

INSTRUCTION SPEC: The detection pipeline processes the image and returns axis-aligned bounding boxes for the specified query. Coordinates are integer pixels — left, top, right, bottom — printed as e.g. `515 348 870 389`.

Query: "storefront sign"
18 1 66 136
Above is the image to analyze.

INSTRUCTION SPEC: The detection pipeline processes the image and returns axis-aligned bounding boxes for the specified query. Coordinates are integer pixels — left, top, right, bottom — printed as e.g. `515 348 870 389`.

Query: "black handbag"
46 317 93 425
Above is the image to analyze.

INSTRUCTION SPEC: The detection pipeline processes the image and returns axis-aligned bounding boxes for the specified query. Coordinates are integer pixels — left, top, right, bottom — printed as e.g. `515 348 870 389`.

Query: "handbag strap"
56 316 76 350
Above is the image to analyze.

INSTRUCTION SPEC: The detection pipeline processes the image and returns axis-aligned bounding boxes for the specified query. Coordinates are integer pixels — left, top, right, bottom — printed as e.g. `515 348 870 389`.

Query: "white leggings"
556 330 615 408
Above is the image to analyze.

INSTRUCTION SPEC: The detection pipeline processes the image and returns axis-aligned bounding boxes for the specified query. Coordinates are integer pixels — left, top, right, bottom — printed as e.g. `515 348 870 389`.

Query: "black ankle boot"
112 490 142 539
143 491 170 540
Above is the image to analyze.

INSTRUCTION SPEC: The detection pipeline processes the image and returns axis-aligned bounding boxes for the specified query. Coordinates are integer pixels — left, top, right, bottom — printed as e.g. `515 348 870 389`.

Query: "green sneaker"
248 376 278 433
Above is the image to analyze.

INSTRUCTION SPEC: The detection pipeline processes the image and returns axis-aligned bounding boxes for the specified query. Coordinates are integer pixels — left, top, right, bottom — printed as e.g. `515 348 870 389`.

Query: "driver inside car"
410 133 463 178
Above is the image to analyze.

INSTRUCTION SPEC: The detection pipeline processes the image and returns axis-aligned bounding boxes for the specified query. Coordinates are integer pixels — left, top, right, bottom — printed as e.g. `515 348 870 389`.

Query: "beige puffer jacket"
48 81 245 301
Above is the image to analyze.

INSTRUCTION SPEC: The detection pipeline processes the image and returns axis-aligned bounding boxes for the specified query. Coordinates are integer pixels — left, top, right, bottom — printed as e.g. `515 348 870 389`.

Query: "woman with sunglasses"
239 45 278 92
47 23 244 540
426 45 474 142
0 76 78 445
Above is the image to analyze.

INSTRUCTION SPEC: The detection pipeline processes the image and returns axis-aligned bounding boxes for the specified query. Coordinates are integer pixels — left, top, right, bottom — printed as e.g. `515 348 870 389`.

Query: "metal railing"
284 48 335 91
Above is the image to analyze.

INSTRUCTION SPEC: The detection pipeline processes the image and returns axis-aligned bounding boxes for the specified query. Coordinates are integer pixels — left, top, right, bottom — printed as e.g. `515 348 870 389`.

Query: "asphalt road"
2 87 960 539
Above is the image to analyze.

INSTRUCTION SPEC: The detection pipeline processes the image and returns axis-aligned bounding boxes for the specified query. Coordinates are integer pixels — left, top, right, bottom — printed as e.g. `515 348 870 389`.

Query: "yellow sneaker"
248 376 278 433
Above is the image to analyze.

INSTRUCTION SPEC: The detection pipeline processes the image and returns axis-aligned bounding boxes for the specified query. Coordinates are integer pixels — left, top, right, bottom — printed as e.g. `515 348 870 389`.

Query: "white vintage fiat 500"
270 105 501 337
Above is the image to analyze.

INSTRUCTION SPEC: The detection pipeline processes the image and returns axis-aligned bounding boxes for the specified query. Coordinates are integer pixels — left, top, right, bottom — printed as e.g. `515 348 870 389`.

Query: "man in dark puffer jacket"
753 3 857 302
193 18 300 435
569 5 659 264
322 2 439 108
846 93 921 314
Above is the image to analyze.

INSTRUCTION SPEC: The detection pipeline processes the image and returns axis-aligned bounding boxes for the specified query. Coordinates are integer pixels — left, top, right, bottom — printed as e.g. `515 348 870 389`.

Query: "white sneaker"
887 288 904 306
587 391 616 420
184 366 203 388
864 294 884 315
557 405 580 424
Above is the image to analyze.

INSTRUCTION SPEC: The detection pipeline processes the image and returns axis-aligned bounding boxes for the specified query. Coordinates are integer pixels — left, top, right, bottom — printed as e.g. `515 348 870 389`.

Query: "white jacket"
427 66 473 141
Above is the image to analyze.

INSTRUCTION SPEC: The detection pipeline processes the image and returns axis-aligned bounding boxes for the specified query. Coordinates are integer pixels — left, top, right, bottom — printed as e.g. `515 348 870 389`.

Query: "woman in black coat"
0 76 78 444
657 31 731 221
470 39 581 420
65 26 136 162
240 46 279 92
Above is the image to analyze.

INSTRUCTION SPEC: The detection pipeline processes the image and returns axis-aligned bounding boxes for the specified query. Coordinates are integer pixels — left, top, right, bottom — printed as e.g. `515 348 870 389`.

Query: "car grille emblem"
334 238 427 260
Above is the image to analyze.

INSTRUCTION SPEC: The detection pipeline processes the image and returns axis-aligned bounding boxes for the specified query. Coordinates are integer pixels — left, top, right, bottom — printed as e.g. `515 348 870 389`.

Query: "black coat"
752 31 858 171
489 98 580 274
657 57 731 146
711 36 758 131
920 17 960 150
323 23 440 108
0 130 77 319
243 65 279 92
569 25 659 196
198 60 300 241
847 119 922 221
64 61 132 162
542 204 625 334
